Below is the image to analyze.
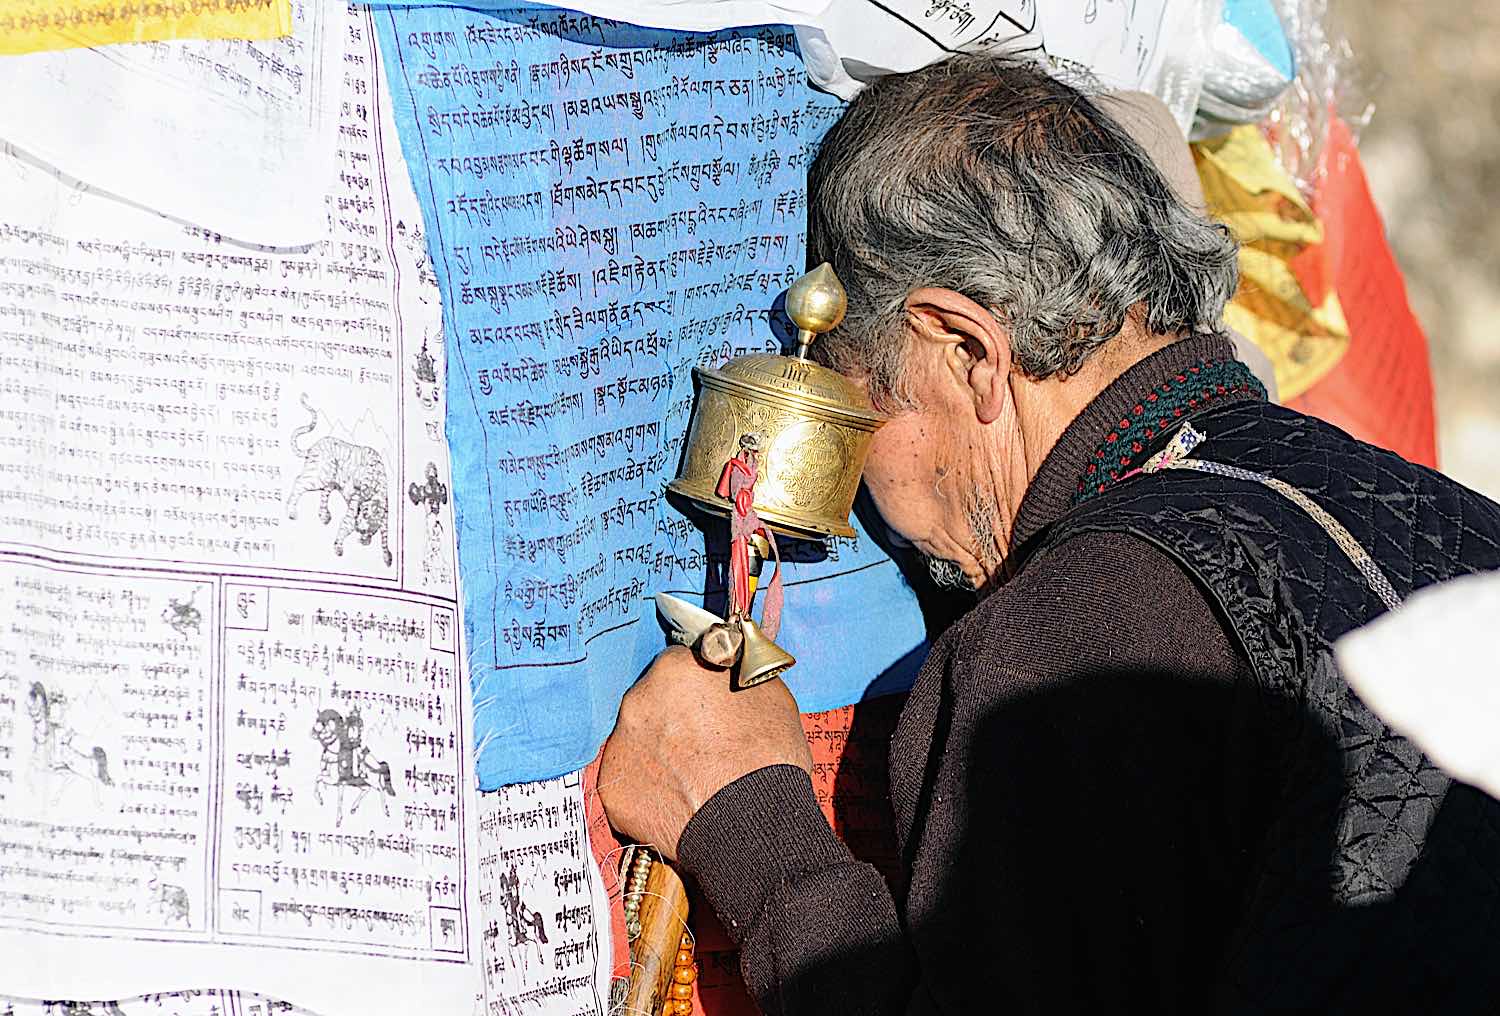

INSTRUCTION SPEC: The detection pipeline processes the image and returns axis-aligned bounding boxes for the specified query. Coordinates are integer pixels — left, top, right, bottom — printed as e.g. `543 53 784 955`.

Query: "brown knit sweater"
677 335 1271 1014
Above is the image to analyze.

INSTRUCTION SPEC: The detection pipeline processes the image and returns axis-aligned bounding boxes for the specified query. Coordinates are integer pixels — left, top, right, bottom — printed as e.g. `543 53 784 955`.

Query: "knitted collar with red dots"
1072 357 1268 505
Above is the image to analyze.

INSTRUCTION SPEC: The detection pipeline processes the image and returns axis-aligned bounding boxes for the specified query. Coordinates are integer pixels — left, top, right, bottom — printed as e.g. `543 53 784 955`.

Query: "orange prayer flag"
1285 118 1438 467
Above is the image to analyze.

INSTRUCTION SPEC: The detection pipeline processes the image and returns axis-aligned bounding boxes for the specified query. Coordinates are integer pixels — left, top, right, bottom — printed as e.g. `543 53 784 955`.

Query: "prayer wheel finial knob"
786 263 847 360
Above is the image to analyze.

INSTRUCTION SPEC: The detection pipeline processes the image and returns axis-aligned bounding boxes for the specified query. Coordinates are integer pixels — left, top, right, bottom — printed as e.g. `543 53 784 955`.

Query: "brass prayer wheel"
668 263 885 540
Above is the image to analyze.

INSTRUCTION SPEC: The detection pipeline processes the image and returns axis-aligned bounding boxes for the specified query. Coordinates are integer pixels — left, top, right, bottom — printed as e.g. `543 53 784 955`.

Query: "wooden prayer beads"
663 931 696 1016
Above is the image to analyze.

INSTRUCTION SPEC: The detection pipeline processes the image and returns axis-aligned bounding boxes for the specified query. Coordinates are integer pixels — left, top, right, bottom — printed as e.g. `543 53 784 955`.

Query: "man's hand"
599 645 812 861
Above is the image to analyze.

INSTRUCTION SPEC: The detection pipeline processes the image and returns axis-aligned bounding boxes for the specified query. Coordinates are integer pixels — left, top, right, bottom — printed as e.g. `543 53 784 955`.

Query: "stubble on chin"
924 498 1004 593
925 555 973 591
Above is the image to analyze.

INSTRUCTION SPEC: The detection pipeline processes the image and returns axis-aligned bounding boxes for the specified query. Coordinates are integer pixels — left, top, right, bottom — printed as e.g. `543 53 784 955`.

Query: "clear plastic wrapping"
1192 0 1294 134
1262 0 1373 198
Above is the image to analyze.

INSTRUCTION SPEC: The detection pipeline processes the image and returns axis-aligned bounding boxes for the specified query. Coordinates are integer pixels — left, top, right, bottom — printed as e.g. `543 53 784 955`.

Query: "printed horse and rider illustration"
311 706 397 827
497 862 548 973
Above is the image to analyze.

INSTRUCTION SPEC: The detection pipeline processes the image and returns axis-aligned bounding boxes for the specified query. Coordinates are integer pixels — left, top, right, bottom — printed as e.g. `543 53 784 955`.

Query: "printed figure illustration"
413 333 441 415
395 218 438 296
286 394 393 567
421 514 453 589
161 589 201 638
408 462 452 588
311 706 396 828
396 216 441 444
147 877 190 926
496 863 548 973
27 681 113 804
408 461 449 515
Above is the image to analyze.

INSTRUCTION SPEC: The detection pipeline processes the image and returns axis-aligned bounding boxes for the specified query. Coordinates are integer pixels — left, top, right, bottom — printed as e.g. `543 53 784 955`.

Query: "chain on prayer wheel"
619 265 885 1014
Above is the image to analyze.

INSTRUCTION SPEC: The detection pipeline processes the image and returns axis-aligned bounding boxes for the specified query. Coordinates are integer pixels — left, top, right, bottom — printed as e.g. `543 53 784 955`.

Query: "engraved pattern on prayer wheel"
667 264 885 540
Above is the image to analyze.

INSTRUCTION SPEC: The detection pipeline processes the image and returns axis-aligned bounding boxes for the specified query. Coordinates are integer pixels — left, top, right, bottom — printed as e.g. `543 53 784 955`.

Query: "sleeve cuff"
676 763 854 943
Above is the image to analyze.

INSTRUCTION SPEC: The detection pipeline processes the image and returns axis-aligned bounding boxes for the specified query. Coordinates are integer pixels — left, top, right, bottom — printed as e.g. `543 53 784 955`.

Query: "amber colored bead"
674 949 693 967
676 1001 695 1015
670 981 693 1000
680 933 693 949
673 966 695 985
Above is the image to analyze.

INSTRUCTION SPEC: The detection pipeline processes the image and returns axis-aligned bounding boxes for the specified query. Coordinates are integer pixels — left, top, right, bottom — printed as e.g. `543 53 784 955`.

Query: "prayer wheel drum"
668 264 886 540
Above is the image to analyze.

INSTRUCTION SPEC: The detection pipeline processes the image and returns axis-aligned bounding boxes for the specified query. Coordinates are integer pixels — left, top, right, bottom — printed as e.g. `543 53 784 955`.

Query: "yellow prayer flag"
1194 125 1351 400
0 0 290 56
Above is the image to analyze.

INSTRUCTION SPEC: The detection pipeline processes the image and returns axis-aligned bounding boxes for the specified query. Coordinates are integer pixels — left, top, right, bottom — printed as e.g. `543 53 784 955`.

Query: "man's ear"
906 287 1013 424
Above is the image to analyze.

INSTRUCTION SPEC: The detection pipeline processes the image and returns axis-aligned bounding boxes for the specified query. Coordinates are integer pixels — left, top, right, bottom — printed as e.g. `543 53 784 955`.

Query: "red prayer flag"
1285 118 1438 467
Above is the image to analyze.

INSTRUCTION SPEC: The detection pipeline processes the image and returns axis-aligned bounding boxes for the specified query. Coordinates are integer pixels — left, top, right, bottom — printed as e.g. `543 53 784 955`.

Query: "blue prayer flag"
374 4 927 788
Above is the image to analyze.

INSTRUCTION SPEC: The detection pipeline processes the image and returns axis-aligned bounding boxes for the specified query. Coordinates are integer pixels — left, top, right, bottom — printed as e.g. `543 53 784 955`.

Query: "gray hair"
807 54 1239 409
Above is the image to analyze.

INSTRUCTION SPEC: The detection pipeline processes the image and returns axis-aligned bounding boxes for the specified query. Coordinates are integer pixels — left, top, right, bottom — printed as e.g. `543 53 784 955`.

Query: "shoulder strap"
1137 422 1402 613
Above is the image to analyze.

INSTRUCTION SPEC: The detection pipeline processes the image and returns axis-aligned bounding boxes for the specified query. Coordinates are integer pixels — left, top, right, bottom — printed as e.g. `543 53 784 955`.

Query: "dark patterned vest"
1031 399 1500 1013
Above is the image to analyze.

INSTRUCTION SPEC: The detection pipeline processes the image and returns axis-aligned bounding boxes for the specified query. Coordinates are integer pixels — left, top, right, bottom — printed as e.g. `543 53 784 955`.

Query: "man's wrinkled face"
847 289 1027 593
862 382 1006 592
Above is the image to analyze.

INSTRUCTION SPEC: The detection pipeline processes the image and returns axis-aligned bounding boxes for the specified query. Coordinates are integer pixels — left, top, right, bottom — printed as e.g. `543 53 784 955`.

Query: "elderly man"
601 55 1500 1013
